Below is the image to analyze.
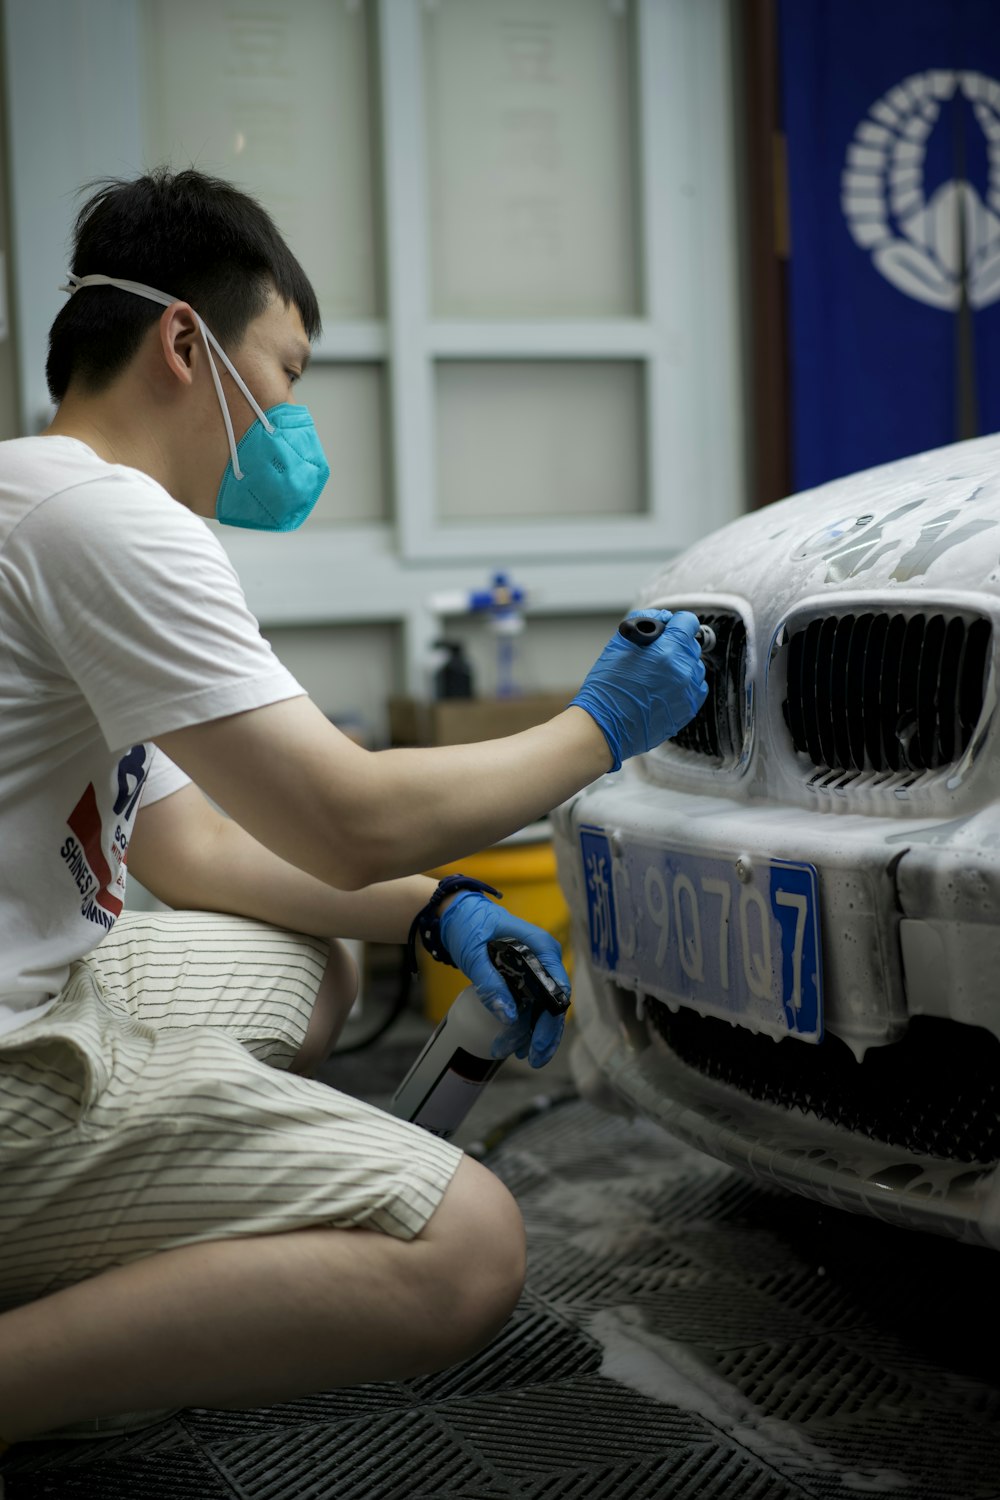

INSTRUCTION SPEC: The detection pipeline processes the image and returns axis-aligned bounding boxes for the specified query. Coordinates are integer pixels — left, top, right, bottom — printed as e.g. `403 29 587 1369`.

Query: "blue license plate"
580 827 823 1041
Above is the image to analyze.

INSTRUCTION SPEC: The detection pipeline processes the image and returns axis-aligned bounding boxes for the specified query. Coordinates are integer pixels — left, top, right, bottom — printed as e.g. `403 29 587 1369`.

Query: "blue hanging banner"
778 0 1000 491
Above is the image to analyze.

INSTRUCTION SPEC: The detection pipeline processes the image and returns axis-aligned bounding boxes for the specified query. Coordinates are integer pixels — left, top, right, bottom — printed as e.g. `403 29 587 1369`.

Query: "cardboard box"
389 693 575 747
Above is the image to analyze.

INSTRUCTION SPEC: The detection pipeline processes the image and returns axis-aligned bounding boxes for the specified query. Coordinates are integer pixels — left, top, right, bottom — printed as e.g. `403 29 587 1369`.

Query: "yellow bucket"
418 841 573 1023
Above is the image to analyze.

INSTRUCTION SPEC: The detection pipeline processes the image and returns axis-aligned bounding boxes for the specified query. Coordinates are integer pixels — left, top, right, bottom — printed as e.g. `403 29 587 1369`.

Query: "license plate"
580 827 823 1042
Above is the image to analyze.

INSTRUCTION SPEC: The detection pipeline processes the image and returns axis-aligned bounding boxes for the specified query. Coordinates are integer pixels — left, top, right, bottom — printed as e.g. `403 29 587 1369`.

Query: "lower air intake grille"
669 610 747 764
647 1002 1000 1164
782 610 992 777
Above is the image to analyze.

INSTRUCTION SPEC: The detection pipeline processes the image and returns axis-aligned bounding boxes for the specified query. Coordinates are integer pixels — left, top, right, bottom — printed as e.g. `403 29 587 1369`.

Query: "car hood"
639 432 1000 607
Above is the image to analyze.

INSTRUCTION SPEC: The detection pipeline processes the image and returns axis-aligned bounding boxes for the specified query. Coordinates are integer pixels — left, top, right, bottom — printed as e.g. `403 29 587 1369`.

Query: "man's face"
191 291 313 517
224 293 313 440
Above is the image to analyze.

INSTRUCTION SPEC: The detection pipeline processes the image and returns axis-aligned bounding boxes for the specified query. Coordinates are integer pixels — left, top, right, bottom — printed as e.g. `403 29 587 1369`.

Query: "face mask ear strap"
196 319 276 439
196 318 245 481
60 273 277 483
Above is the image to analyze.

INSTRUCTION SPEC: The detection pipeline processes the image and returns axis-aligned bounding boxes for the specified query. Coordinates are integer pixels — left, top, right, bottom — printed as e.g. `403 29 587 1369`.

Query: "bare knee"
414 1156 527 1370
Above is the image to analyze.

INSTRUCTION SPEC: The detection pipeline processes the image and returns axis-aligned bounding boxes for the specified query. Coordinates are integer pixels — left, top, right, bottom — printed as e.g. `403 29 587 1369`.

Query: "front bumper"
553 771 1000 1246
554 773 909 1055
566 960 1000 1247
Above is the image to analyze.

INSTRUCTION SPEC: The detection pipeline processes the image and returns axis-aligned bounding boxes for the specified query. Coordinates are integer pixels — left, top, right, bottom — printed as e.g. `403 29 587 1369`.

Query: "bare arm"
154 695 611 891
128 781 440 941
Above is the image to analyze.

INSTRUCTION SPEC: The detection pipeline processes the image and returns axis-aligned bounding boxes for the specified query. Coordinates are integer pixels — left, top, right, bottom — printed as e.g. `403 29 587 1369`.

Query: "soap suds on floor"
588 1304 909 1494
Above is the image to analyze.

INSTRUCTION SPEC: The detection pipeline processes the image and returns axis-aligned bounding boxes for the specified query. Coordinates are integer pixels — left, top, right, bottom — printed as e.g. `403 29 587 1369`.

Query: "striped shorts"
0 912 463 1312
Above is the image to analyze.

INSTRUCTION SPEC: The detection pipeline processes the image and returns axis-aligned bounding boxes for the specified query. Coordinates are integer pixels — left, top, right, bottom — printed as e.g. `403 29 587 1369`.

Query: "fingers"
535 947 571 1000
625 607 673 624
489 1010 564 1067
663 610 701 640
623 608 701 640
490 1012 531 1060
504 913 564 962
494 918 571 999
529 1010 565 1068
626 608 703 645
663 613 708 698
467 956 518 1024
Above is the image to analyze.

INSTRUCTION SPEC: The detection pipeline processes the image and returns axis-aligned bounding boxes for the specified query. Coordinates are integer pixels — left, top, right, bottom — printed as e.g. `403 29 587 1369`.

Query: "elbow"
327 861 377 893
317 758 411 889
321 823 404 892
333 844 399 892
321 849 378 892
321 826 388 892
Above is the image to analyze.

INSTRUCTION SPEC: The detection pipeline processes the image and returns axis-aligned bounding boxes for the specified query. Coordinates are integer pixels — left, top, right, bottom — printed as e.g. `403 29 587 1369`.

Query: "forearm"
216 845 437 942
156 699 612 892
155 611 702 893
137 805 438 943
346 707 611 885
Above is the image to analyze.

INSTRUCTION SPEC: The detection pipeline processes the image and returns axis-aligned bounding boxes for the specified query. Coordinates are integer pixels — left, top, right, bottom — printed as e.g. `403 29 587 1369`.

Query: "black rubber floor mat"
3 1098 1000 1499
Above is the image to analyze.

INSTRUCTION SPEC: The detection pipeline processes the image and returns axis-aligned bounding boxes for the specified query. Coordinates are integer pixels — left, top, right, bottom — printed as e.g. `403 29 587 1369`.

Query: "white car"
553 434 1000 1249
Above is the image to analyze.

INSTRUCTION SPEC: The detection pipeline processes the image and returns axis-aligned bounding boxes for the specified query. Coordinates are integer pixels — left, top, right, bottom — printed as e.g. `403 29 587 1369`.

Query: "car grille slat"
916 613 946 768
665 609 747 767
960 618 992 745
881 614 906 771
830 615 854 772
782 609 992 781
844 613 869 771
800 618 824 767
897 614 923 770
937 616 965 764
817 616 839 770
785 627 806 754
721 619 741 760
862 613 888 771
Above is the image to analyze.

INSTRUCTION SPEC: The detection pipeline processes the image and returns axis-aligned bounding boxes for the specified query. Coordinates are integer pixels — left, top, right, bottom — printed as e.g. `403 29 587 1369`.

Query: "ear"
157 301 202 387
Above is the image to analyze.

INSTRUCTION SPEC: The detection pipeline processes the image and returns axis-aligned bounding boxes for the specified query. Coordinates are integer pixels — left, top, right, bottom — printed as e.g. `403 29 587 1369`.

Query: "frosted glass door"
424 0 639 317
435 361 645 521
141 0 382 322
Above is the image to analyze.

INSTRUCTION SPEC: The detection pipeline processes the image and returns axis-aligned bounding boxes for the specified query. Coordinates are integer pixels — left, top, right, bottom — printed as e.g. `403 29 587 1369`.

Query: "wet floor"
2 994 999 1499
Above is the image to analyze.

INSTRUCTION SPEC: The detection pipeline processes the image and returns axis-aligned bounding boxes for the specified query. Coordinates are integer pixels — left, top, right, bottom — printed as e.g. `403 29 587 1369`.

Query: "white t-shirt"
0 435 305 1035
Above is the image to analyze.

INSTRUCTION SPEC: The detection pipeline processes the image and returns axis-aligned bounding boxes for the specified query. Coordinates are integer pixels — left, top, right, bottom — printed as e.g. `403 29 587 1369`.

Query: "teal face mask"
215 401 330 531
60 273 331 531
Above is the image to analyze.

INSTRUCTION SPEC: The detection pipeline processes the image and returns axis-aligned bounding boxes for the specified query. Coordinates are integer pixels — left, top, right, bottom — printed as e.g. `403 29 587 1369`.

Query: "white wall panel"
435 360 644 521
296 363 389 527
263 621 402 745
423 0 638 317
4 0 144 432
141 0 382 322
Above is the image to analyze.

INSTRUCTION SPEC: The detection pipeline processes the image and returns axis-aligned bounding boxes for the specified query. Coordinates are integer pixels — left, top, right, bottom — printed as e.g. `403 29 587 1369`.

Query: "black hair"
46 166 322 403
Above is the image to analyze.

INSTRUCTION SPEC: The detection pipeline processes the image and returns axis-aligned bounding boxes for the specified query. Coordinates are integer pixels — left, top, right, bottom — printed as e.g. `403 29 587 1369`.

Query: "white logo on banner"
841 70 1000 310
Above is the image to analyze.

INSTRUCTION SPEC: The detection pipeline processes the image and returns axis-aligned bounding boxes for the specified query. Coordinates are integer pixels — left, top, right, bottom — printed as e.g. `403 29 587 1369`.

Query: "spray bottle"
427 571 528 699
391 938 571 1140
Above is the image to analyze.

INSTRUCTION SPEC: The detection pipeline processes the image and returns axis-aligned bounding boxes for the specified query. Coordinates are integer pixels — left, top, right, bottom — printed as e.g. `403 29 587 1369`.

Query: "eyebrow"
290 341 312 374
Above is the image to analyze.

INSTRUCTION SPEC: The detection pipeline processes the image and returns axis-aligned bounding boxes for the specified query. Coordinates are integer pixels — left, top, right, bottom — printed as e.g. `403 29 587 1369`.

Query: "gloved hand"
571 609 708 771
438 891 570 1068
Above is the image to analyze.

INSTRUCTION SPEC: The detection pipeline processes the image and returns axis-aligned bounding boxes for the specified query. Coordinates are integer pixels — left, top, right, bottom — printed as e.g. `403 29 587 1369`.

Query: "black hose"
464 1089 579 1160
331 947 415 1054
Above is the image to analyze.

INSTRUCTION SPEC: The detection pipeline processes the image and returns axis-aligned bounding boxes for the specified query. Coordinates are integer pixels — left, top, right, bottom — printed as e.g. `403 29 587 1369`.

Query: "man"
0 169 706 1447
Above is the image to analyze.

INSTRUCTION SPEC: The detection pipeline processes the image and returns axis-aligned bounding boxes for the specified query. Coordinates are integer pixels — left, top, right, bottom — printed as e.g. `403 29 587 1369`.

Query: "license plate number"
580 828 823 1041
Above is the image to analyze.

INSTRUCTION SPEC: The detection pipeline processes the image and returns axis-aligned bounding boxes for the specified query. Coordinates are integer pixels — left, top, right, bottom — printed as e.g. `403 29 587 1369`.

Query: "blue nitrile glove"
438 891 570 1069
570 610 709 771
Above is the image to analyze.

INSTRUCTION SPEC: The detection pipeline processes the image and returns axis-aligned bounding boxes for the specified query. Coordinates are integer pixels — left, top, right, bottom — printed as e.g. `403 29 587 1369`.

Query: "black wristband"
407 874 503 973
